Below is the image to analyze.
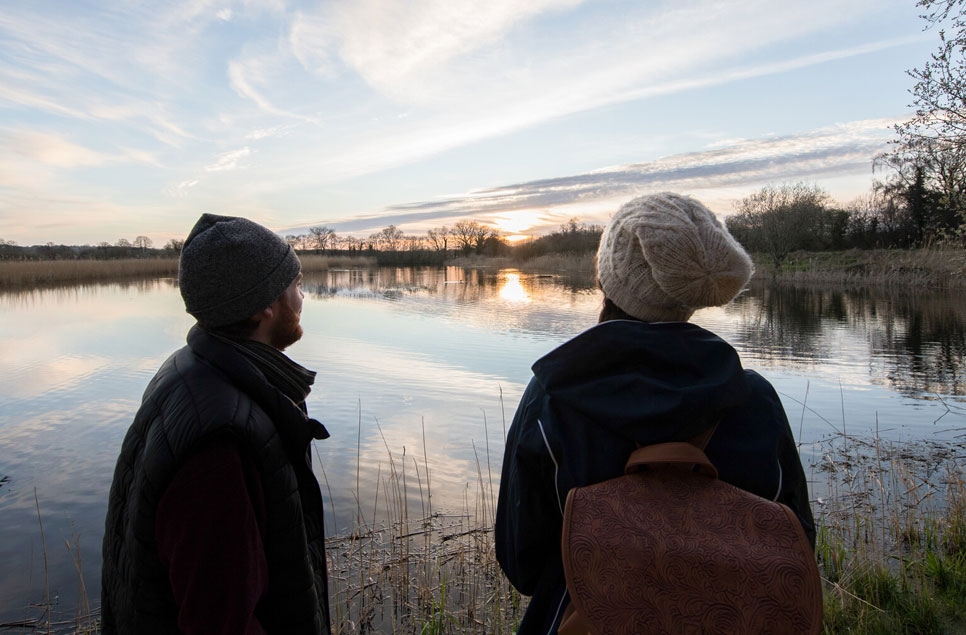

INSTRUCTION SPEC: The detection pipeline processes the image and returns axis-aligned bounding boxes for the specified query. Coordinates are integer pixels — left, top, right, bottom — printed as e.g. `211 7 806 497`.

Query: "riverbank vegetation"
815 431 966 633
0 254 376 290
12 423 966 635
3 233 965 292
750 246 966 289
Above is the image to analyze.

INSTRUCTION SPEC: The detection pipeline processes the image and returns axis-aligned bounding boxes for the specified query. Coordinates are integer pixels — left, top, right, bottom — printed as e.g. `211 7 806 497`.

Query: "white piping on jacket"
536 417 567 635
774 460 783 502
536 418 564 516
547 592 569 635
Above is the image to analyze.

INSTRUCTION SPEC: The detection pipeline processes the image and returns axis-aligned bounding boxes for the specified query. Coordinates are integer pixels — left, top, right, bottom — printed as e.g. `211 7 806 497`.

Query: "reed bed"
322 417 521 634
460 247 966 290
814 431 966 633
4 247 964 291
0 255 378 290
325 512 521 634
757 247 966 289
514 253 594 274
0 259 179 289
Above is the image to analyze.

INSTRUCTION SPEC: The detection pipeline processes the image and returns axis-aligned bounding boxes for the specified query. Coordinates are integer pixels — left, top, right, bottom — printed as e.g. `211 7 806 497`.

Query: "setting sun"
490 210 546 237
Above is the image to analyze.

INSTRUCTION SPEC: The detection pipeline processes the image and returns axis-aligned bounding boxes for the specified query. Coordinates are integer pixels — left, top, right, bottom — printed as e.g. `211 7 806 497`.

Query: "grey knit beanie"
178 213 301 328
596 193 753 323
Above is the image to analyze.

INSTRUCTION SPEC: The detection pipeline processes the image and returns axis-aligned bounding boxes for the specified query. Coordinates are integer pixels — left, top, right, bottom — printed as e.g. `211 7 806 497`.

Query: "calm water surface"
1 265 964 620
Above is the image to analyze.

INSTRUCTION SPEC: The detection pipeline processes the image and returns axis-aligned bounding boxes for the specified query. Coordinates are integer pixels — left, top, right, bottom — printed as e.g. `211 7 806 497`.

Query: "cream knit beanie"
596 192 753 323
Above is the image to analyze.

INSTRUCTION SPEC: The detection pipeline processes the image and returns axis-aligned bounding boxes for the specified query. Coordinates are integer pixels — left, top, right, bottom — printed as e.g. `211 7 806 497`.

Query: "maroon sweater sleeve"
156 437 269 635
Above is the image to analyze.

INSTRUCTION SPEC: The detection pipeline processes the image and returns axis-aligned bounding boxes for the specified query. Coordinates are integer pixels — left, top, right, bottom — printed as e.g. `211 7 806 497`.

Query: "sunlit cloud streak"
291 119 895 236
223 32 926 199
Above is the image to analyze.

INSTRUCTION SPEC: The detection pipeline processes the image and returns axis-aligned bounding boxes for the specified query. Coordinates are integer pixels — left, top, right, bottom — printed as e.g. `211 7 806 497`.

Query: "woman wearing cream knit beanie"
596 192 754 323
496 192 814 635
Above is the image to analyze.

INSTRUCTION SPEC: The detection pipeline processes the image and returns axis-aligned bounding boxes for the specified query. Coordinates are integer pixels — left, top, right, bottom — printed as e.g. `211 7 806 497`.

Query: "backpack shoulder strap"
624 421 721 478
624 442 718 478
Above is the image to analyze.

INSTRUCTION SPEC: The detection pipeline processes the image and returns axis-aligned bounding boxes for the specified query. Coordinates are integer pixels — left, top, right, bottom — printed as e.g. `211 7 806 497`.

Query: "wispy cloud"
205 147 252 172
234 35 916 196
286 0 882 109
291 0 582 97
5 130 109 168
173 180 200 197
228 56 321 123
246 124 295 141
297 118 896 236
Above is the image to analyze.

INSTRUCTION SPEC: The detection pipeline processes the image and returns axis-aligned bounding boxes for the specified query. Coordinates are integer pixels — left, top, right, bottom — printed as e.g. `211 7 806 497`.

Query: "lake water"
1 265 965 622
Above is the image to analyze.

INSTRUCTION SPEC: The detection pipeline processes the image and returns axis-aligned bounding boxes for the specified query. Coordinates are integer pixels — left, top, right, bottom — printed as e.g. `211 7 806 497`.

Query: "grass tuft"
815 433 966 634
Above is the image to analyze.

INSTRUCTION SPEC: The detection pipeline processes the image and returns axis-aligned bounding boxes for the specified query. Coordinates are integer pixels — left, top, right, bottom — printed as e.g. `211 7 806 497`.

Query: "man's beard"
269 295 303 351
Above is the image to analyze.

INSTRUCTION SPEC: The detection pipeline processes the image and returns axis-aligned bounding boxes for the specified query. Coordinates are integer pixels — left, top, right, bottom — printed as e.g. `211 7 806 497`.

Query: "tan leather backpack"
558 441 822 635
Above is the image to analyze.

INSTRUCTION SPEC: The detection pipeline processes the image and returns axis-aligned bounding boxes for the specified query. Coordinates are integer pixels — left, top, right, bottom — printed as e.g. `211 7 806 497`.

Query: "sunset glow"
490 210 547 236
499 273 531 304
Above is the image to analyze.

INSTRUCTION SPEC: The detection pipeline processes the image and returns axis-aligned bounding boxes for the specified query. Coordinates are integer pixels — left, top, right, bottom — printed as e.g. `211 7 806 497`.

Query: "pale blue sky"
0 0 938 245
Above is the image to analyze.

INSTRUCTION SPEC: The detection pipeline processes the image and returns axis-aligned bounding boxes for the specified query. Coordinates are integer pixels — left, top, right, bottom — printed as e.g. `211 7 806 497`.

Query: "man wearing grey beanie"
496 193 815 635
102 214 332 634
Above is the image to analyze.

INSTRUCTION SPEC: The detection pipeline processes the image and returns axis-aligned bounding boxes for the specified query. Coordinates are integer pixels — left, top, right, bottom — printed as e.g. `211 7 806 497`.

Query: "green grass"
815 433 966 634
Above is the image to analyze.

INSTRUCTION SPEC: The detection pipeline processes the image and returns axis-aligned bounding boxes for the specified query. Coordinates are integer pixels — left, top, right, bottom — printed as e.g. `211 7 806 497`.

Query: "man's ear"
253 305 274 323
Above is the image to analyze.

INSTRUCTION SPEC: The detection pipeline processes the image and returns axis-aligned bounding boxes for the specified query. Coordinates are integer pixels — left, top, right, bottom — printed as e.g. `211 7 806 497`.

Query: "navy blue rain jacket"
495 319 815 635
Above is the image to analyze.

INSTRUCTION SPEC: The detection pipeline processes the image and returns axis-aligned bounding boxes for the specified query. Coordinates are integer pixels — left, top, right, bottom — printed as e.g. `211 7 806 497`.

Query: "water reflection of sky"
1 269 965 621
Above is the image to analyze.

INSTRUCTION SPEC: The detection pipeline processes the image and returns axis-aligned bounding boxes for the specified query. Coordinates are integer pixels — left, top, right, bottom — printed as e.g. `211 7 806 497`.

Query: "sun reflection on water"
499 272 531 303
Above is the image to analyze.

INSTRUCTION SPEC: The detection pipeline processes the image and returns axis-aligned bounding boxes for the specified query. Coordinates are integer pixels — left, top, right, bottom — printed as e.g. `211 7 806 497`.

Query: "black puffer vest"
101 326 330 634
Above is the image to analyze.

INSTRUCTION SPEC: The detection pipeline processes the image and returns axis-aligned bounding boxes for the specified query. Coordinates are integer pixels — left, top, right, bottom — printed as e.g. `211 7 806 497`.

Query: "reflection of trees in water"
728 284 833 363
302 266 597 305
301 265 600 338
0 276 179 307
301 267 966 398
304 266 456 297
729 281 966 397
870 292 966 397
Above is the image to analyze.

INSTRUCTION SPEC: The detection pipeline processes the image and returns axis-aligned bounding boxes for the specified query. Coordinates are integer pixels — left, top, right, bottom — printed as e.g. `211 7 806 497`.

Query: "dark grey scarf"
212 334 316 406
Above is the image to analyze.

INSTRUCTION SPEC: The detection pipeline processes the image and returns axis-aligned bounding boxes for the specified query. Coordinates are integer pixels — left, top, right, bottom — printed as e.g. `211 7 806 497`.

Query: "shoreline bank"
2 247 964 291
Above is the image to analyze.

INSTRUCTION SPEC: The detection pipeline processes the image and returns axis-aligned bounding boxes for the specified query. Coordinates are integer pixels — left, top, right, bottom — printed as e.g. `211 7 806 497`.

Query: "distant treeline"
5 174 963 272
0 220 605 264
280 218 603 263
0 241 181 262
726 179 965 270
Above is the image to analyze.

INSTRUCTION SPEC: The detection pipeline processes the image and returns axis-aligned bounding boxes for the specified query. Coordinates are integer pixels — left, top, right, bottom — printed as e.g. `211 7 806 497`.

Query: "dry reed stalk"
33 488 52 635
325 410 521 634
816 429 966 612
64 525 93 633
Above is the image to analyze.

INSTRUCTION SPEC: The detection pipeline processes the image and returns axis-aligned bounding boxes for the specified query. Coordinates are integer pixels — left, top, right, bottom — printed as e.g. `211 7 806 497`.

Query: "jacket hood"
531 319 750 443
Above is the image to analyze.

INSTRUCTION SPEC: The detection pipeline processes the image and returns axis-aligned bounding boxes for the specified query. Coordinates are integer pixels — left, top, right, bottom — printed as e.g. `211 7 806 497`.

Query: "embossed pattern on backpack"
561 462 822 635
